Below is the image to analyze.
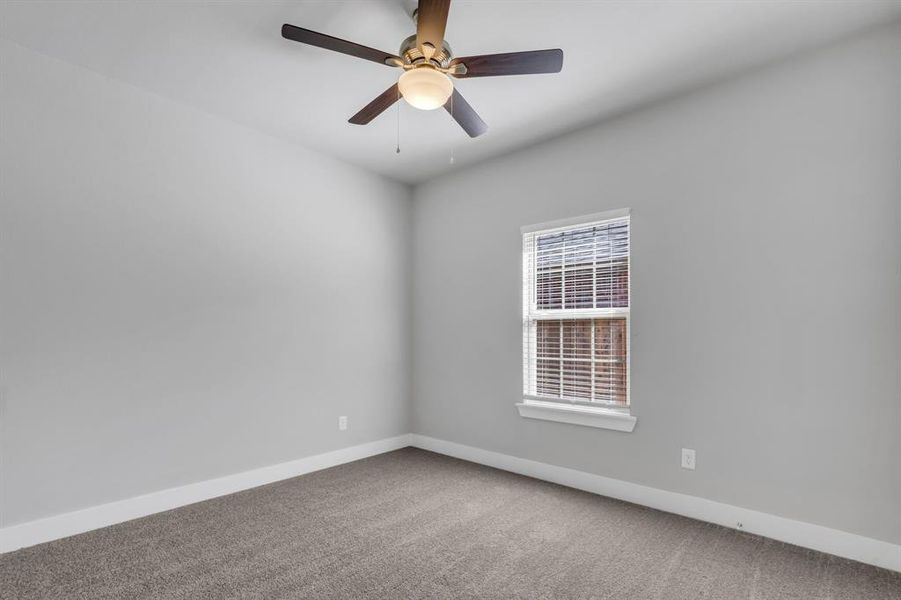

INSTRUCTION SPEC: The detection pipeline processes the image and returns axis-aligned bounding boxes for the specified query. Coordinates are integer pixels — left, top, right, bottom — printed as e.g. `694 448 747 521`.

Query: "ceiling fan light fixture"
283 0 565 137
398 66 453 111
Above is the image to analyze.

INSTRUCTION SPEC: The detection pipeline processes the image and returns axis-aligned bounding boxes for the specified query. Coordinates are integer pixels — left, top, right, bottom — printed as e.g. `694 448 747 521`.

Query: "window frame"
518 208 636 432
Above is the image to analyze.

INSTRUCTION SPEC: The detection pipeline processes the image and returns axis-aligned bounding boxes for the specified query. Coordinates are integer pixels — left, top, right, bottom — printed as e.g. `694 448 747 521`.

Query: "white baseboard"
4 433 898 574
0 434 412 554
409 434 900 573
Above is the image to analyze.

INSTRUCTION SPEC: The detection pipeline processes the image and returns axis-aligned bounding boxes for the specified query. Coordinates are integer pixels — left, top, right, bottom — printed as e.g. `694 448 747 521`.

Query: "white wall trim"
409 434 901 573
520 207 631 234
0 434 412 554
5 433 898 573
516 400 637 432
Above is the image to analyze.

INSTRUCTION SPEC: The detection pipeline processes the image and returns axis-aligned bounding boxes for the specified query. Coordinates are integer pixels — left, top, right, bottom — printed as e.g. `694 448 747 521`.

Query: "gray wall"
412 24 901 544
2 21 899 546
0 41 412 526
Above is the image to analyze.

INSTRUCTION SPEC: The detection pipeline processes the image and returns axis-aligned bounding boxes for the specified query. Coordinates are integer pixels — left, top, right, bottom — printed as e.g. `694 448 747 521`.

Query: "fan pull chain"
449 92 455 164
395 89 401 154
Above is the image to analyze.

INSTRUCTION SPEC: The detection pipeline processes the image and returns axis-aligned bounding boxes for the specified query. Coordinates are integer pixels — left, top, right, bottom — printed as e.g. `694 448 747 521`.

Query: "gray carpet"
1 448 899 599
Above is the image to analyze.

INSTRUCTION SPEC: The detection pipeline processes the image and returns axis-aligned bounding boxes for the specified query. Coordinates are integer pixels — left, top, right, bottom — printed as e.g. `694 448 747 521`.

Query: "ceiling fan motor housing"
399 34 453 68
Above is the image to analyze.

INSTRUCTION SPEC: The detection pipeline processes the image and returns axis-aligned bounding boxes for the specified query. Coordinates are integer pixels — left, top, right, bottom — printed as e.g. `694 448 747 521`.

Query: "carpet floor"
1 447 899 599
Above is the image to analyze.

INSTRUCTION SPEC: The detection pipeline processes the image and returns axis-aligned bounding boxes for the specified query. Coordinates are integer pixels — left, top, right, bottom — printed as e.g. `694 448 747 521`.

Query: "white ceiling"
3 1 900 184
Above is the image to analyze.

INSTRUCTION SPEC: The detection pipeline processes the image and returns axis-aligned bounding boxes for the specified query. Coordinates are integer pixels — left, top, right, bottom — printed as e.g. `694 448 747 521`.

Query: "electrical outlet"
681 448 696 470
338 416 348 431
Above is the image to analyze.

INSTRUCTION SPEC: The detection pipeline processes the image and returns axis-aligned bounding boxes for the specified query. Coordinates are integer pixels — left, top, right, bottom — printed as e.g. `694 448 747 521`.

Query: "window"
518 209 636 432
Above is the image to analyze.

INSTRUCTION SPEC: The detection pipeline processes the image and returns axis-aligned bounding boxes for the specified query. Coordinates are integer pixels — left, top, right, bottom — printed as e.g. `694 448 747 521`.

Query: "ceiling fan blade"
349 84 401 125
282 24 402 67
416 0 451 56
444 88 487 138
450 49 563 78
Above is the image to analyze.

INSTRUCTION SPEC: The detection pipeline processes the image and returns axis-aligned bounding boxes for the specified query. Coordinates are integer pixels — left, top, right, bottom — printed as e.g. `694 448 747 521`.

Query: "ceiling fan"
281 0 563 138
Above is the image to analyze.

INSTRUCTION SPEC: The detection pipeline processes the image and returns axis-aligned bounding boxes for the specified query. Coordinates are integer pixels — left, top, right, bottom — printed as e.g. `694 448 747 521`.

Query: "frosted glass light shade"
398 67 453 111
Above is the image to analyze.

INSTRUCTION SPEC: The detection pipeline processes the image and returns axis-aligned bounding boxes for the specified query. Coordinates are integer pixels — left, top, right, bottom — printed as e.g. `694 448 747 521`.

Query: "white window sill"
516 399 637 432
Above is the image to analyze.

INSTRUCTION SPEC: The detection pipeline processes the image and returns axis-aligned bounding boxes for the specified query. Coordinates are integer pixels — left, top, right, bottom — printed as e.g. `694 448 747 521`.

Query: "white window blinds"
523 212 630 407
